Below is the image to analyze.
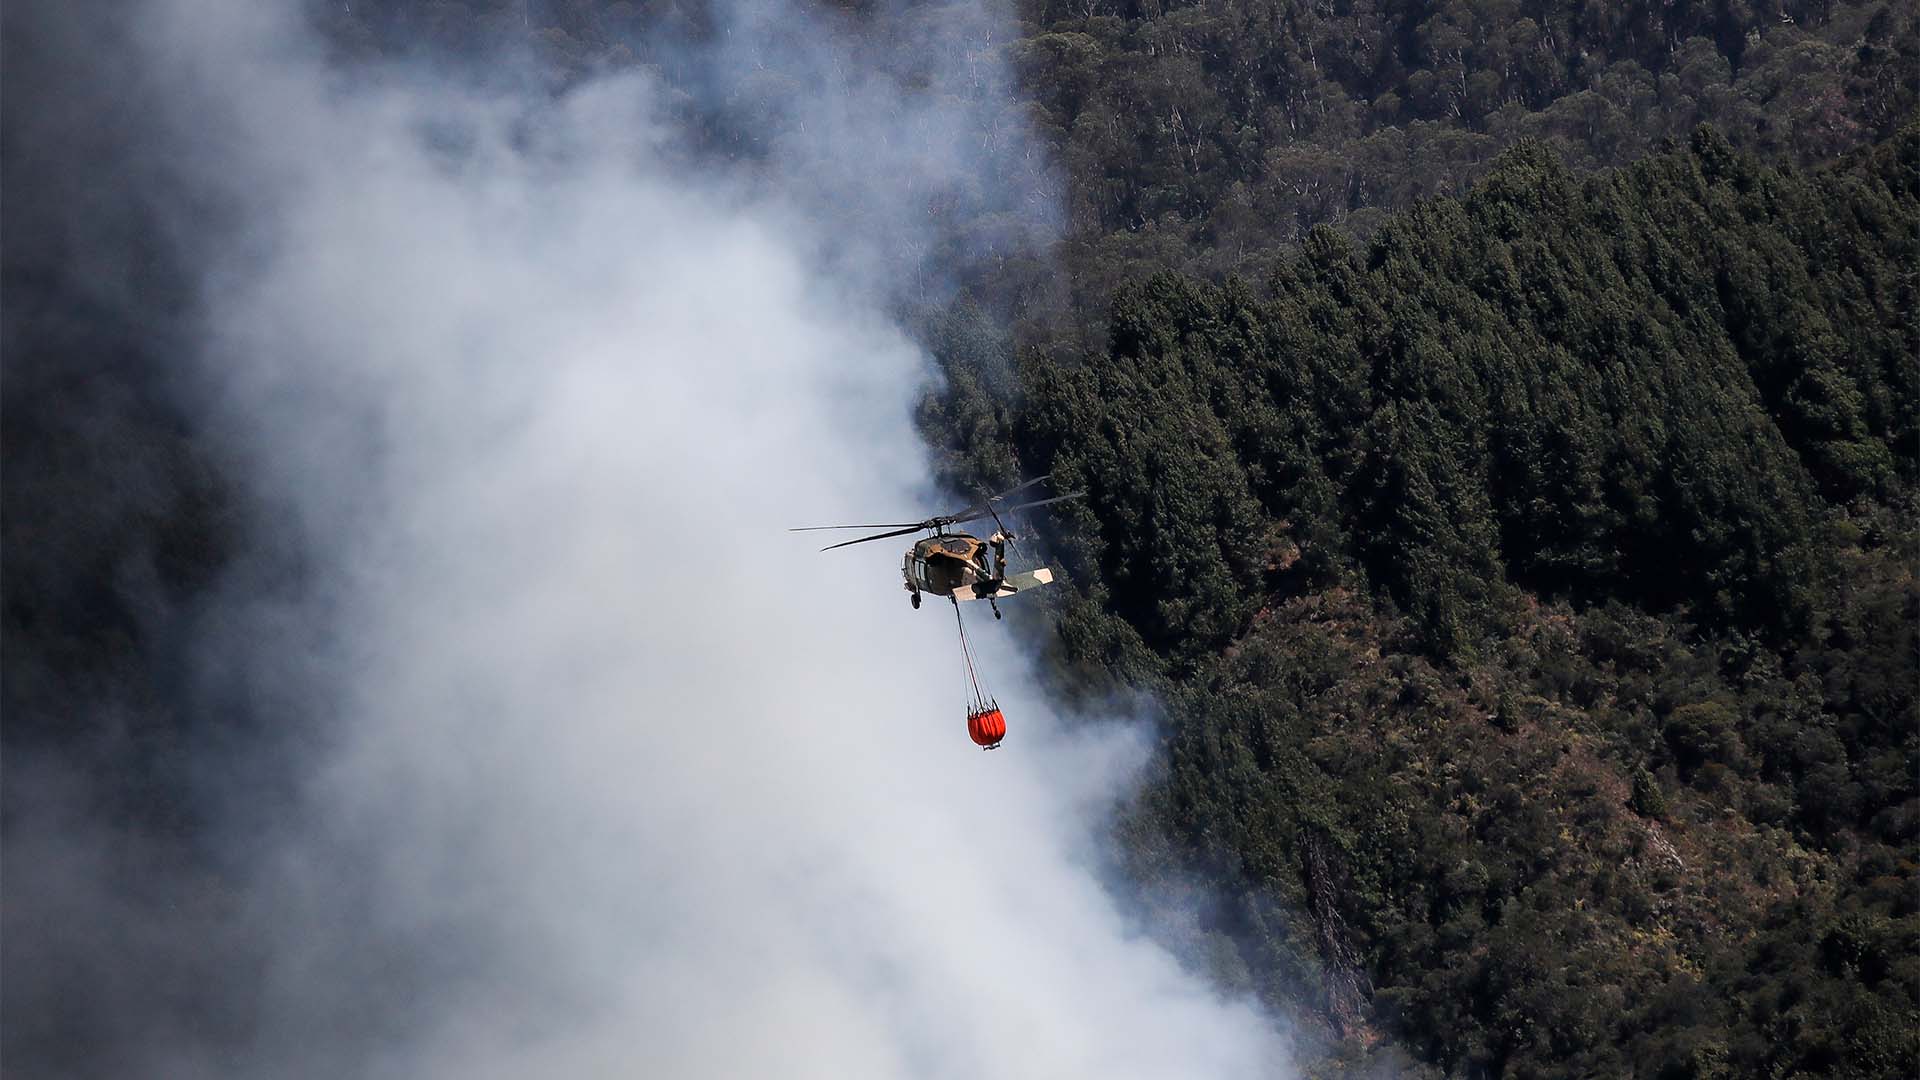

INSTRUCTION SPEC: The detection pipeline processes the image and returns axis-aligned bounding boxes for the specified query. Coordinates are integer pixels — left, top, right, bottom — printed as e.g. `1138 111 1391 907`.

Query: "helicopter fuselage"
903 533 1000 602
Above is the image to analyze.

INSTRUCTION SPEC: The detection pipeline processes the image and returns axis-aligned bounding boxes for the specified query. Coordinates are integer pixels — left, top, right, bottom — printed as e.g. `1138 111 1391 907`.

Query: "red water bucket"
967 704 1006 749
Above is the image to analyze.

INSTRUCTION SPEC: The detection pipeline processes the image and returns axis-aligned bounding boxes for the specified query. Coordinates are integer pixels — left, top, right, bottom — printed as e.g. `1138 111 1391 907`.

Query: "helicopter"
792 476 1083 618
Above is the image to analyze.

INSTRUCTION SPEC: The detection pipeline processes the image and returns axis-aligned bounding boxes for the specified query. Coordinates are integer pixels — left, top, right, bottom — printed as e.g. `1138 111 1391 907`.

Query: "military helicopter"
792 476 1083 618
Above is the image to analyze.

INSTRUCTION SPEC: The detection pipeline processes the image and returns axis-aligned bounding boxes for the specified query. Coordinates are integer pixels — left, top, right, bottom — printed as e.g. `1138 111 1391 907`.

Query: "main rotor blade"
789 522 929 532
985 474 1051 502
947 490 1087 526
798 480 1068 542
930 475 1055 527
817 523 930 551
1005 490 1085 512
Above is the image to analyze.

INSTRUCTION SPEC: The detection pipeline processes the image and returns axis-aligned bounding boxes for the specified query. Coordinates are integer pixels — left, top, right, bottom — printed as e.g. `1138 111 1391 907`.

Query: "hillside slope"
922 124 1919 1077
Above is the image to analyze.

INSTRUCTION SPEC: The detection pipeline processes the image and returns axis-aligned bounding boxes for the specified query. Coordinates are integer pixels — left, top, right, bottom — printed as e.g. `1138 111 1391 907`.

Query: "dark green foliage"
1015 276 1276 663
1109 577 1920 1079
914 303 1024 489
999 128 1915 657
1630 765 1668 820
927 127 1920 1076
1001 0 1920 342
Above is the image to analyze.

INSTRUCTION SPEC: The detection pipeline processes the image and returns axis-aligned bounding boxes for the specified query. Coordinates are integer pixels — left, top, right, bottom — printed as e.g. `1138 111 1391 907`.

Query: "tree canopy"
922 122 1919 1077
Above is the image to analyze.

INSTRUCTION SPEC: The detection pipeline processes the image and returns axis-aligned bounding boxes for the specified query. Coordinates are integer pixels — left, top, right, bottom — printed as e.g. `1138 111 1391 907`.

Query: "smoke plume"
3 2 1290 1076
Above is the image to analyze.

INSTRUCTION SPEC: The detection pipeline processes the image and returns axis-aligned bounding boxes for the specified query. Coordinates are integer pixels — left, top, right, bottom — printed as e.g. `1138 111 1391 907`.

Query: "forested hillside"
921 125 1919 1076
1008 0 1919 321
7 1 1916 1076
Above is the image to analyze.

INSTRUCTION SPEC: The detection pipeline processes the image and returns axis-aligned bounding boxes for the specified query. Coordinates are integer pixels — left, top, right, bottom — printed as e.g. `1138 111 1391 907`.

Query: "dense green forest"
997 0 1920 353
897 13 1916 1071
9 1 1917 1076
921 124 1918 1076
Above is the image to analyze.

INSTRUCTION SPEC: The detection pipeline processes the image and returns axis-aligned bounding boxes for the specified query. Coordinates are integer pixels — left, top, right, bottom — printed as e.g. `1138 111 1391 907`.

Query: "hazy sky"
6 2 1290 1075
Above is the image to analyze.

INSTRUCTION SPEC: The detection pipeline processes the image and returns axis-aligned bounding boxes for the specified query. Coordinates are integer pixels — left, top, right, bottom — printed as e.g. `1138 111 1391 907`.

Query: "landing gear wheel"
910 592 921 609
991 599 1003 620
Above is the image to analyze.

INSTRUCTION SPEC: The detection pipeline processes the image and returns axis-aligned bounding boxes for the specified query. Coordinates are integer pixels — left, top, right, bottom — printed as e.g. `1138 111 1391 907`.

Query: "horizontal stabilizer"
954 567 1056 601
1002 567 1054 594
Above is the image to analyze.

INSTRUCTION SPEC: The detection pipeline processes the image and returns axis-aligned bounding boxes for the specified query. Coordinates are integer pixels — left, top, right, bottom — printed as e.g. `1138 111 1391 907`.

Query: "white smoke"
94 1 1292 1075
